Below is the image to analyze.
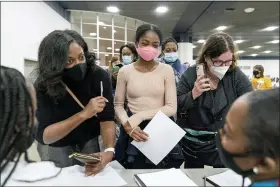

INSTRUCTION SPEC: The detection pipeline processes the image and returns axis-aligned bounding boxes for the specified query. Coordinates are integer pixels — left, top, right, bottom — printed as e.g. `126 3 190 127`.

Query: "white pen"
100 81 103 97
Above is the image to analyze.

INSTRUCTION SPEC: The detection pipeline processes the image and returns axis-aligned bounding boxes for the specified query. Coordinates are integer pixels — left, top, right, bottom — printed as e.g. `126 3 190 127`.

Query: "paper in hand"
132 111 186 165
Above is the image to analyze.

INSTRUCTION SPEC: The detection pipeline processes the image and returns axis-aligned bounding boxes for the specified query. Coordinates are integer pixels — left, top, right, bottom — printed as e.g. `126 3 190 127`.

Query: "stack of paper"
134 168 197 186
206 170 251 186
132 111 186 165
3 161 127 186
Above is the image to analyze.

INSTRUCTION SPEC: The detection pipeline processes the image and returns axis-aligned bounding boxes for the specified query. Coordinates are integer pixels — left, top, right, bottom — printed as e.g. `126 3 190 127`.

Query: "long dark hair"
35 30 97 100
35 30 74 99
0 66 35 179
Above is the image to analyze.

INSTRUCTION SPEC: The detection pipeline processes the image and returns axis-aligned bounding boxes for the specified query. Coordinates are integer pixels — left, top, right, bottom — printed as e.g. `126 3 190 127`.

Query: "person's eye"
79 55 85 60
68 59 74 64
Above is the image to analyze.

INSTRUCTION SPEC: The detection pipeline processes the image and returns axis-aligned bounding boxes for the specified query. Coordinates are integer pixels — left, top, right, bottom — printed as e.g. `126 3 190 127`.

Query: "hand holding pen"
80 81 108 119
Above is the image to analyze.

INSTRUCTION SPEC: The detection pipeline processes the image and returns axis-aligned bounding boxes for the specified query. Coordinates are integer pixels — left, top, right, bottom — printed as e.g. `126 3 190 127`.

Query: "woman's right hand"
123 122 149 142
192 75 211 100
81 96 108 119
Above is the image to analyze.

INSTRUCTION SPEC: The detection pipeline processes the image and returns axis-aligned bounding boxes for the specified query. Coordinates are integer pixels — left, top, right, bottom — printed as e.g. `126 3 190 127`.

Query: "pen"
100 81 103 97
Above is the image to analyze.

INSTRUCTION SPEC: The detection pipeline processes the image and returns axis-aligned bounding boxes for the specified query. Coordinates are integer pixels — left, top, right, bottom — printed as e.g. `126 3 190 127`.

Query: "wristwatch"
104 148 115 154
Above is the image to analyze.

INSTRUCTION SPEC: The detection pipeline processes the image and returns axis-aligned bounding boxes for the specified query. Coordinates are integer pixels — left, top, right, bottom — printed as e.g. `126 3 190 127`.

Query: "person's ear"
254 157 278 175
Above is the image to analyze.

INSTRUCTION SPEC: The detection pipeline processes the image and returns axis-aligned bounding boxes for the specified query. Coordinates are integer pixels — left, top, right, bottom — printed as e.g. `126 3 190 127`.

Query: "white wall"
238 60 279 78
1 2 71 73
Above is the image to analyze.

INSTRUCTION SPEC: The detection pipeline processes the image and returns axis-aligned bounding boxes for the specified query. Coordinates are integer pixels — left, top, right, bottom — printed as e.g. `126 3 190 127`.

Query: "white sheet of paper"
131 111 186 165
207 170 251 186
135 168 197 186
4 161 127 186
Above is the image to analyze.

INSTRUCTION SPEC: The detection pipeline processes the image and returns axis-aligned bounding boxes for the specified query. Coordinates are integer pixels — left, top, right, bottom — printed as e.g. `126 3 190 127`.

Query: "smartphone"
69 153 101 164
196 64 205 78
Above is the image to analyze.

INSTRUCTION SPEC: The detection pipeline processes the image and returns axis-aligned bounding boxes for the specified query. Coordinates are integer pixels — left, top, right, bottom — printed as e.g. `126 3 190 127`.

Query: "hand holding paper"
132 111 186 165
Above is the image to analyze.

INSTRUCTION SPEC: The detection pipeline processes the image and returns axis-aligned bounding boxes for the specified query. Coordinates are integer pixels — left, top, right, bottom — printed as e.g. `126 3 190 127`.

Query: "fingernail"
105 99 109 102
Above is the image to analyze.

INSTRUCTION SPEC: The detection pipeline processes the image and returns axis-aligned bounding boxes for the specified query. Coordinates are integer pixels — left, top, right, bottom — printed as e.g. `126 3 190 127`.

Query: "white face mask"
211 66 230 80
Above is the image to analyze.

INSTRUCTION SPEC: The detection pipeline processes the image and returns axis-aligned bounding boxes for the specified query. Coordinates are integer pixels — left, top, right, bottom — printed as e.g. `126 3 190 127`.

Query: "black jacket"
177 65 253 131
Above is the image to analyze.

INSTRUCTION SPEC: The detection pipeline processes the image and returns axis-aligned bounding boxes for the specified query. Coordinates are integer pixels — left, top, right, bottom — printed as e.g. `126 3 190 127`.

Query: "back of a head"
245 88 280 157
0 66 35 175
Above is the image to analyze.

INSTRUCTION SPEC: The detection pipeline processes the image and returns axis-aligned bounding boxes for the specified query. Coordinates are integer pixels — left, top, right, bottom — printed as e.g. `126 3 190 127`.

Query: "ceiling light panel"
197 39 205 43
215 26 228 31
155 6 168 14
107 6 119 13
237 50 245 54
261 26 279 31
267 40 279 44
235 40 245 44
251 45 262 49
251 54 258 56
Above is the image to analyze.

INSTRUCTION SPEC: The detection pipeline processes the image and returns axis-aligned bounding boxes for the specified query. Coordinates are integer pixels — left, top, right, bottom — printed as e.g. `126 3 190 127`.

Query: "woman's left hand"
85 152 114 176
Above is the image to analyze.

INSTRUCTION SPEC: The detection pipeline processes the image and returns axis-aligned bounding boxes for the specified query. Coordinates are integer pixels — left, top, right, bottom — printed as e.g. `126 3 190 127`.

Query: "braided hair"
0 66 35 184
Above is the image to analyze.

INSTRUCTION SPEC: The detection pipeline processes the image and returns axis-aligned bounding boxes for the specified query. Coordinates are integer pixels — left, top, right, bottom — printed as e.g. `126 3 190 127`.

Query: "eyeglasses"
211 57 235 67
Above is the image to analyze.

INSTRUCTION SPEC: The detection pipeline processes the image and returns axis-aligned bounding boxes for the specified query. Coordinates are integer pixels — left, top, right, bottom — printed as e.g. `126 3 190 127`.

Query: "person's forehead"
69 43 83 55
214 51 233 60
122 47 132 53
140 31 160 41
165 42 177 48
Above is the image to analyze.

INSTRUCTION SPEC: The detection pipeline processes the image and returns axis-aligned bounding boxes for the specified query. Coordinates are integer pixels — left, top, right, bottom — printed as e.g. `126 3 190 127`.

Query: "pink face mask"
136 46 159 61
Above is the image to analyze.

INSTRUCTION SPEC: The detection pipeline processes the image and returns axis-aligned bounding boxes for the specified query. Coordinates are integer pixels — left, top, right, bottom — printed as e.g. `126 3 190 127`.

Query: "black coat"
177 65 253 131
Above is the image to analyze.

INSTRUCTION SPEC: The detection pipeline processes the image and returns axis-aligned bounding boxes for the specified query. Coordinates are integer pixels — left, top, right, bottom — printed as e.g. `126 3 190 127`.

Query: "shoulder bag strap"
61 82 85 109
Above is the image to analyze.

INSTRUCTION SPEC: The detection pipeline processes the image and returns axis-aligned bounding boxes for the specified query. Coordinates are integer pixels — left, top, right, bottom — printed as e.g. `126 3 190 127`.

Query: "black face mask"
63 63 87 81
215 132 255 177
253 70 260 77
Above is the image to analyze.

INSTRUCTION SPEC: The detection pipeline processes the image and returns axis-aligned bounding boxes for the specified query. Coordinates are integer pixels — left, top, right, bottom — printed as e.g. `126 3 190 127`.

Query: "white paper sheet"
131 111 186 165
135 168 197 186
207 170 251 186
3 161 127 186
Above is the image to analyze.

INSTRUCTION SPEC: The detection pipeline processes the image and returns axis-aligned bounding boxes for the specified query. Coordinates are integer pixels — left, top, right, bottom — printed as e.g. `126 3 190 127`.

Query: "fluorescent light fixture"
89 33 96 36
235 40 245 44
98 21 104 25
107 6 119 13
197 39 205 43
155 6 168 14
192 45 196 48
237 50 245 54
103 26 107 29
244 8 255 13
267 40 279 44
115 48 120 51
106 47 112 50
105 54 109 57
251 45 262 49
251 54 258 56
215 26 227 31
113 30 117 33
263 50 272 53
261 26 279 31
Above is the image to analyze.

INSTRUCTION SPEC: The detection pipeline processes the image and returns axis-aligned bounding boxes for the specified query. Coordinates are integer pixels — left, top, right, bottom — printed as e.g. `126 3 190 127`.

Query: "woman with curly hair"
35 30 115 175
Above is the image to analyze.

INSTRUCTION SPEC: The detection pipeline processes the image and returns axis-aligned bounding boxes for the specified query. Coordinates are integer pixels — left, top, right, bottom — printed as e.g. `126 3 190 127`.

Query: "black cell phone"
69 153 101 164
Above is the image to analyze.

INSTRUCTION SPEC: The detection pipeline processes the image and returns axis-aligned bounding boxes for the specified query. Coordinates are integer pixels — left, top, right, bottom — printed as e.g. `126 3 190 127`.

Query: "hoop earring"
253 167 259 175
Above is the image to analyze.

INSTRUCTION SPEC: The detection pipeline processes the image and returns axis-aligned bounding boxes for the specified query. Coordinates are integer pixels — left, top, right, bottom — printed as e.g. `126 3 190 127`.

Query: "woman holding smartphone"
177 32 253 168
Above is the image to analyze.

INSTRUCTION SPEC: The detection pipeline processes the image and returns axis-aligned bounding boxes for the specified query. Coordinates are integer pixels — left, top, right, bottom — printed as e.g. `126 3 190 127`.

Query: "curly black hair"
35 30 74 100
35 30 97 100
